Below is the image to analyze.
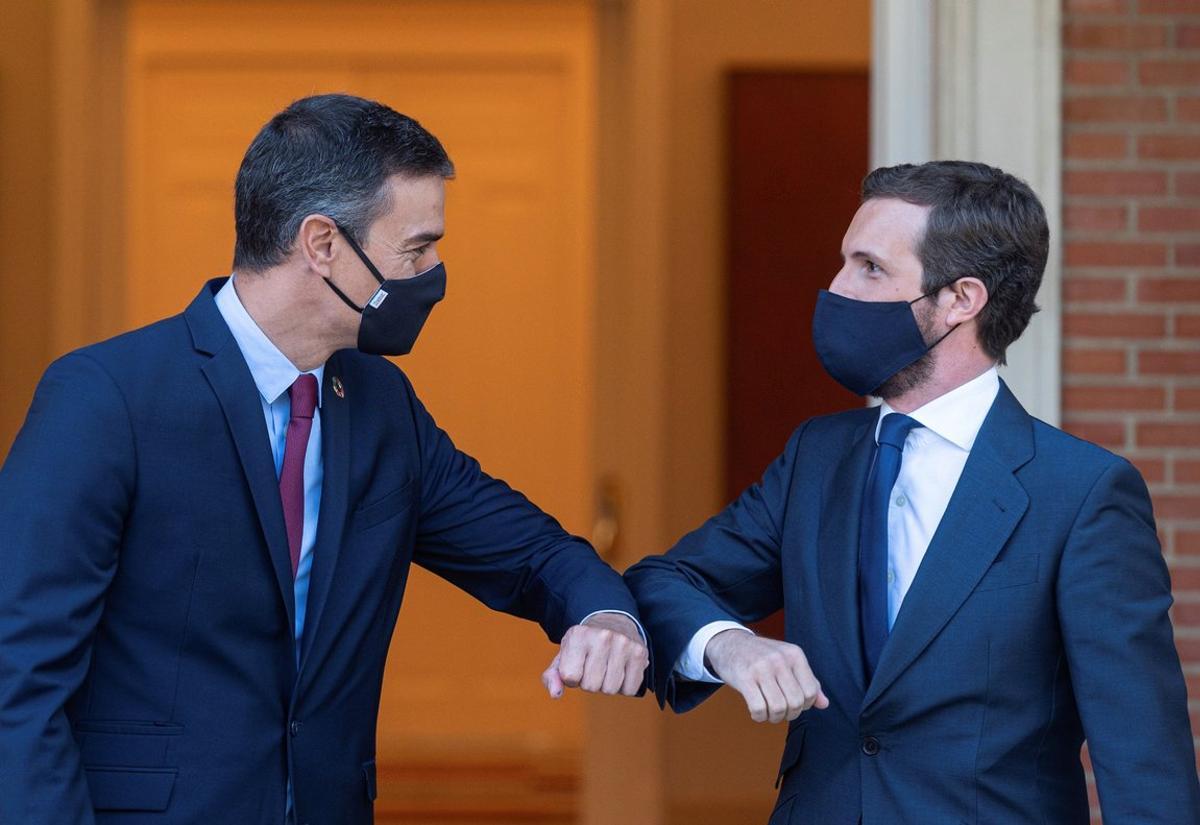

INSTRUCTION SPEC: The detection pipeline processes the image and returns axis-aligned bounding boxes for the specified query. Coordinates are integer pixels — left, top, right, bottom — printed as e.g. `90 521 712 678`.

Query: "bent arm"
401 375 640 643
625 423 806 711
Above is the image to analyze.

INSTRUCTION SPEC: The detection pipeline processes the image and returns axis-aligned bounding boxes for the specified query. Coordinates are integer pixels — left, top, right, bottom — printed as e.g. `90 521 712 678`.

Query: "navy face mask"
324 223 446 356
811 288 956 397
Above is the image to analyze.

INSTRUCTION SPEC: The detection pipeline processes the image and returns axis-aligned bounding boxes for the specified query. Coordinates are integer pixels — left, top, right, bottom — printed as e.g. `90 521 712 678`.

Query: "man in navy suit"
0 94 648 824
626 161 1200 824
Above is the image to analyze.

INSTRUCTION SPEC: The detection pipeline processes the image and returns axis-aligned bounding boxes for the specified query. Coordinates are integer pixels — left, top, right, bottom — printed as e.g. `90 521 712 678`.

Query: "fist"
705 629 829 723
541 613 649 699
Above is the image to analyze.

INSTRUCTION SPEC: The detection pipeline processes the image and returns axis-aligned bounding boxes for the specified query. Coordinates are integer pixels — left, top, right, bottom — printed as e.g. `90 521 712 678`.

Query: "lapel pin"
331 375 345 399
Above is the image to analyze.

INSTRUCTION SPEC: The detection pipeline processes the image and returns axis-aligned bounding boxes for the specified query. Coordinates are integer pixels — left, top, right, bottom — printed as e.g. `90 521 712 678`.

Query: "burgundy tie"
279 374 318 578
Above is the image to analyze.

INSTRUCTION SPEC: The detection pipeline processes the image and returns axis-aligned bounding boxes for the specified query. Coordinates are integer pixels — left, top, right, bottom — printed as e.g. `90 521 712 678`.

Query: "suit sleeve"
0 354 135 825
400 375 641 647
624 422 807 712
1057 458 1200 822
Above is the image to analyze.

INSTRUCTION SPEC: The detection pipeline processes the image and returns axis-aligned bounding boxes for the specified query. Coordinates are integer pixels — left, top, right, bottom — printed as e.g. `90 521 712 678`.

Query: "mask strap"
335 222 386 286
911 269 1013 307
927 322 959 349
909 285 946 306
909 282 960 350
324 277 365 313
910 270 1013 350
322 221 387 314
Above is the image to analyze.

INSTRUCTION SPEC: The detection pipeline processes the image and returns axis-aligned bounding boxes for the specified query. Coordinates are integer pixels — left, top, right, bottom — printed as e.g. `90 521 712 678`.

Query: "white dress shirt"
676 367 1001 682
215 276 324 653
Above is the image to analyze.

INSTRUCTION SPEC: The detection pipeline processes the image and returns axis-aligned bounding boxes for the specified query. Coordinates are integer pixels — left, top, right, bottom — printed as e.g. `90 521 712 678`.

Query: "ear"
296 214 339 277
942 276 989 326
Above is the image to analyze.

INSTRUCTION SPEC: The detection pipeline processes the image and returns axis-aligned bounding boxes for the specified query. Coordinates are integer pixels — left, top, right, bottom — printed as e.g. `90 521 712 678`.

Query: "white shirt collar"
214 275 324 408
876 366 1000 452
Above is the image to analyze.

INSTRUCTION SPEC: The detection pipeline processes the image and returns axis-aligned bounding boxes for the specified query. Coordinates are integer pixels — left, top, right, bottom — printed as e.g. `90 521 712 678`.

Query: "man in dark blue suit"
626 161 1200 824
0 94 648 824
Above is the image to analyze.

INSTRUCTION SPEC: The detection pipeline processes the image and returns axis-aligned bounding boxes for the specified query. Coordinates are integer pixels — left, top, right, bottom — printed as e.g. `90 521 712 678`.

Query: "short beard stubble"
872 298 941 400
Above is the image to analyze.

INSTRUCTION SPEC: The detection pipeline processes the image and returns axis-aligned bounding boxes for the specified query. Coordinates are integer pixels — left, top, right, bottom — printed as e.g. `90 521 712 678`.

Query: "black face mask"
811 287 958 397
324 223 446 356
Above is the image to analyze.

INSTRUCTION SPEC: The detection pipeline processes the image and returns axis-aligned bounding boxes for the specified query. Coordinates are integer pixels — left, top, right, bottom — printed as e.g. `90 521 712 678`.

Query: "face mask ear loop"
334 221 386 286
911 282 961 350
909 282 950 307
927 322 960 350
323 277 365 313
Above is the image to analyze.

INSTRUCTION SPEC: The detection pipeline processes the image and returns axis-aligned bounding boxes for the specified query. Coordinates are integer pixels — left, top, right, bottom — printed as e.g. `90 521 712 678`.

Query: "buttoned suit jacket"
625 382 1199 825
0 279 641 824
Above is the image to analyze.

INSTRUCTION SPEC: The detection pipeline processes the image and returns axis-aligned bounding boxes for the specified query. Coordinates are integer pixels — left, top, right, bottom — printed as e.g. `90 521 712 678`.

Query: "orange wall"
0 1 55 454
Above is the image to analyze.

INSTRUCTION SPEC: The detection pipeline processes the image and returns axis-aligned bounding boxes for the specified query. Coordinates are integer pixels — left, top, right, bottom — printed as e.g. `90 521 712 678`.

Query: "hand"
541 613 649 699
704 629 829 723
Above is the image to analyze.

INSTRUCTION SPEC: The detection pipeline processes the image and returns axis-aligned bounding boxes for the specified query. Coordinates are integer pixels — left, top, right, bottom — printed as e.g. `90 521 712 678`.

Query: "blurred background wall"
0 2 55 451
0 1 1196 824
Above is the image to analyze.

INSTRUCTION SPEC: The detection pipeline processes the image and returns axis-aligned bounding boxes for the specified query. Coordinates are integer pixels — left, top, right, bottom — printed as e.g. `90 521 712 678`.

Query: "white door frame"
872 0 1062 425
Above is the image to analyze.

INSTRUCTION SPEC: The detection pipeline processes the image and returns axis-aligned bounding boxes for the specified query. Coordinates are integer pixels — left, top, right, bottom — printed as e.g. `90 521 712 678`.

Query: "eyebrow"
847 248 892 267
406 231 444 246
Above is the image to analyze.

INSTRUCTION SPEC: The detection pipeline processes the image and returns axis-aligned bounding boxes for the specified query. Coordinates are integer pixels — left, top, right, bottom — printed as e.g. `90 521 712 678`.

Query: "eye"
409 243 431 258
864 260 881 274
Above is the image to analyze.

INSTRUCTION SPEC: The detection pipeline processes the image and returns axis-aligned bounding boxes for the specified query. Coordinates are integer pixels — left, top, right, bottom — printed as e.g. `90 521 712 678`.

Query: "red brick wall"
1062 0 1200 818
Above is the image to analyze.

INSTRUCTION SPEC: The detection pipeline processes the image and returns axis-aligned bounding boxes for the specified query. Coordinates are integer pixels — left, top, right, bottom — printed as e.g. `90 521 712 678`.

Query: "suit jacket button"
862 736 880 756
290 720 303 737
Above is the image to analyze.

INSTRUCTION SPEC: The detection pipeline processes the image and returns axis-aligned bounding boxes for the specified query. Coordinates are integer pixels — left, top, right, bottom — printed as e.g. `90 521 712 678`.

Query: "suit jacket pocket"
85 767 177 811
74 720 183 768
775 722 806 790
355 480 414 531
974 554 1039 593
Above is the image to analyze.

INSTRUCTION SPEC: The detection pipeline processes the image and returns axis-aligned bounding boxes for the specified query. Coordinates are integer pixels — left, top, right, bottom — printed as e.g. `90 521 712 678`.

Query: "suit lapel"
297 354 351 670
187 280 295 631
862 382 1033 710
817 418 876 695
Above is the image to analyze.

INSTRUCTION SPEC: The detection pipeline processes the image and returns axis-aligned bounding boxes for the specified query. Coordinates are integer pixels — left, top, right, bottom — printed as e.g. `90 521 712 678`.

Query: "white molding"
872 0 1063 425
871 0 934 169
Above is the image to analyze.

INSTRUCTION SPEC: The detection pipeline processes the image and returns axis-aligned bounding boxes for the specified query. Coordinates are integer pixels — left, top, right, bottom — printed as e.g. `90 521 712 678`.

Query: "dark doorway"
726 70 870 638
725 70 870 501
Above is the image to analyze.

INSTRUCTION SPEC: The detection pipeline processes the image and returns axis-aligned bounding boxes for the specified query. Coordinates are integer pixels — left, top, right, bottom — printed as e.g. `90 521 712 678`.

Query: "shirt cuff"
675 621 753 683
580 610 647 644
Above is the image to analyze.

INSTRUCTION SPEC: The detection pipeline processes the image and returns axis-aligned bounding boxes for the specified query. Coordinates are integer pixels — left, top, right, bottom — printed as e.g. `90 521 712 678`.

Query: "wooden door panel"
129 67 356 326
356 65 591 534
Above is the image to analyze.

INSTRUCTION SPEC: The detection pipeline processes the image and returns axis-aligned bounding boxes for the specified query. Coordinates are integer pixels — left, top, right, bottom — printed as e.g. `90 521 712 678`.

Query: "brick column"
1062 0 1200 819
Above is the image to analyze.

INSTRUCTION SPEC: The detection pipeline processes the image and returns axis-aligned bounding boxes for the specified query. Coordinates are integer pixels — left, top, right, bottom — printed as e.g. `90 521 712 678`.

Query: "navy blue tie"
859 412 922 680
